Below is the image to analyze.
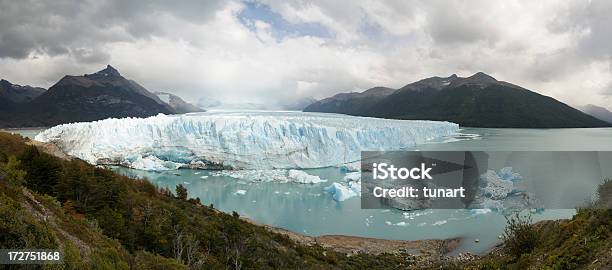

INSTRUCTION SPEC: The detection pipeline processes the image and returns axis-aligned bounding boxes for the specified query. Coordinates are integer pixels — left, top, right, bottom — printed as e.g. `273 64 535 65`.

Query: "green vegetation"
501 213 538 259
0 132 414 269
466 180 612 269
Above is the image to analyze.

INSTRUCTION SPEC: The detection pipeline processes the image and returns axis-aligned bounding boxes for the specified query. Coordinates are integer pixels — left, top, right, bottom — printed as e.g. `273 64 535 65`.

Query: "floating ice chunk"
469 209 492 216
128 155 183 171
432 220 447 226
324 182 358 201
211 169 325 184
200 175 208 179
497 167 522 182
287 170 327 184
469 167 539 213
478 198 505 212
35 111 458 170
211 170 289 182
325 171 362 202
339 162 361 172
480 170 514 200
234 190 247 195
343 172 361 182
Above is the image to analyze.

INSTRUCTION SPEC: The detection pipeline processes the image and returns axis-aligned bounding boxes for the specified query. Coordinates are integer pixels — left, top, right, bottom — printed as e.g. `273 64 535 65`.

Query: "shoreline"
242 215 465 258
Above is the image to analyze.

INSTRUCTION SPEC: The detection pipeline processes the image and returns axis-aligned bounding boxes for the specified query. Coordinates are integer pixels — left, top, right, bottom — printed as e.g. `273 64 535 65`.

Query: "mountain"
0 79 46 103
154 91 204 113
579 104 612 124
305 87 395 115
305 72 610 128
0 65 177 127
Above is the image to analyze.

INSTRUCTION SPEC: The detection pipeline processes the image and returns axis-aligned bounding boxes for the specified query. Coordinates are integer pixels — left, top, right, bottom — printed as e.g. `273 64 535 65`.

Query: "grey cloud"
548 0 612 60
0 0 225 60
524 50 583 82
423 1 499 46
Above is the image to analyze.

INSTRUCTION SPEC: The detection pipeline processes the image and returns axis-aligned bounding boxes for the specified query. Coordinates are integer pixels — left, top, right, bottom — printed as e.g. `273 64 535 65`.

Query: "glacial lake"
8 126 612 254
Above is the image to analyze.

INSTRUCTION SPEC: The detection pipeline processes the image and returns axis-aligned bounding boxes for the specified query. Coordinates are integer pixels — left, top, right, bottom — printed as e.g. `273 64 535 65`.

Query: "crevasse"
34 111 459 170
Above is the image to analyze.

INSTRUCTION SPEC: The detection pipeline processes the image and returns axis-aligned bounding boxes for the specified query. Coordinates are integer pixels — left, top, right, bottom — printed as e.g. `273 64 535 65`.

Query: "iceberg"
325 182 358 202
287 170 327 184
210 169 327 184
469 167 539 213
35 111 458 170
325 172 362 202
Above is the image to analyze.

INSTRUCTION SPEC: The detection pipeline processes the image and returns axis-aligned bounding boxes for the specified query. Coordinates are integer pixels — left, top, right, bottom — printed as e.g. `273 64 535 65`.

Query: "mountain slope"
19 65 173 126
579 104 612 124
154 91 204 113
305 87 395 115
0 79 46 103
305 73 610 128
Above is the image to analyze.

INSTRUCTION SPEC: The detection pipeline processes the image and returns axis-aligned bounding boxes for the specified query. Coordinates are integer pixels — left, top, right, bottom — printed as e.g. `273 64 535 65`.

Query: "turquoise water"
423 127 612 151
12 127 612 254
112 166 575 255
2 127 46 139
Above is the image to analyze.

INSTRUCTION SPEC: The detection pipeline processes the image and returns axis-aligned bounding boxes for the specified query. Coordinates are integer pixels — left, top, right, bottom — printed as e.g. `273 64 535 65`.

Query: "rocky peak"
403 74 461 91
465 72 497 83
85 65 122 80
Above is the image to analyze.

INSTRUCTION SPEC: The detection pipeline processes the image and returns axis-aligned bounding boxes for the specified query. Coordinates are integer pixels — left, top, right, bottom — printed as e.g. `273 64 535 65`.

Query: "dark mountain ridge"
305 72 610 128
22 65 173 126
0 65 200 128
0 79 45 103
306 86 395 115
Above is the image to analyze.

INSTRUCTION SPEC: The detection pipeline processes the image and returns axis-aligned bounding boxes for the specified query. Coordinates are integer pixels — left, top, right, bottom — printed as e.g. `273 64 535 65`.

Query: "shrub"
502 212 538 259
175 184 188 201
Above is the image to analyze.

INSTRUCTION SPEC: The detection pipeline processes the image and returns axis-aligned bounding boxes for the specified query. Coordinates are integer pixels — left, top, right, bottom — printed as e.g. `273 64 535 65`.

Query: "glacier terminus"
34 111 459 171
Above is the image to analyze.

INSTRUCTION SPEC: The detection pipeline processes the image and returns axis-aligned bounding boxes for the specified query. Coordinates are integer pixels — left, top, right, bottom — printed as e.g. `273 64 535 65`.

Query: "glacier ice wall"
34 111 459 170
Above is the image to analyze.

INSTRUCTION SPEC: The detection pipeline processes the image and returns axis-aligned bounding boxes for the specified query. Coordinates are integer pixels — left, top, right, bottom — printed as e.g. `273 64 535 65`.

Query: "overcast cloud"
0 0 611 109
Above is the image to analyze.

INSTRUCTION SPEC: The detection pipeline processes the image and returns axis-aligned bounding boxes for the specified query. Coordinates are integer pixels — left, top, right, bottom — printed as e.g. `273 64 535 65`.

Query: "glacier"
34 111 459 170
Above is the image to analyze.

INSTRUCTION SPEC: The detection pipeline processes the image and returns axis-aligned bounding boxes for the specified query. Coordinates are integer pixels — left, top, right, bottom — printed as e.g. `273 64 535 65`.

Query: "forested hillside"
0 132 415 269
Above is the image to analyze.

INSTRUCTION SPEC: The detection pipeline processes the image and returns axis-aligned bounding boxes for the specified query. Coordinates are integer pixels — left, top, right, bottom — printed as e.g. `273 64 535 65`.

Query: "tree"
176 184 188 201
18 146 62 195
1 156 26 187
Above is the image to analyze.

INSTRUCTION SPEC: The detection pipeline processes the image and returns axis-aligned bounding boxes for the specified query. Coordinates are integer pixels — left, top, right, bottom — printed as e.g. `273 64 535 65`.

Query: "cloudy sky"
0 0 611 109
